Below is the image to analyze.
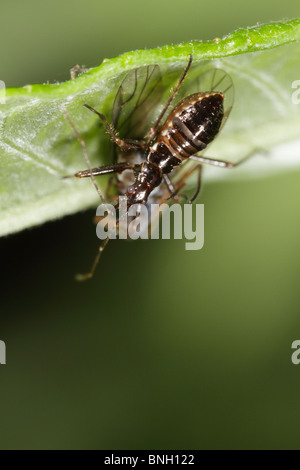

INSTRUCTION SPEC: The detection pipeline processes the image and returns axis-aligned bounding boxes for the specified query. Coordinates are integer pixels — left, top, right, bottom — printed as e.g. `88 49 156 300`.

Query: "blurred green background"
1 0 300 450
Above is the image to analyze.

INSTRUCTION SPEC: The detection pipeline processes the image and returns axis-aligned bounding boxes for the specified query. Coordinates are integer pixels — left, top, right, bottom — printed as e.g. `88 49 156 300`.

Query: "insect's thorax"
148 91 224 168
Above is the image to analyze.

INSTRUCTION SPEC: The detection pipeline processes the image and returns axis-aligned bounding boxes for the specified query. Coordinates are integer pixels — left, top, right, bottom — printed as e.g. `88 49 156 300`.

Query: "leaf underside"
1 18 300 236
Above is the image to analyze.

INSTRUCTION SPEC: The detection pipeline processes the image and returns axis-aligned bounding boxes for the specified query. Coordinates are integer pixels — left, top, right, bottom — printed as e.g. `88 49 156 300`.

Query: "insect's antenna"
62 106 105 204
148 53 193 139
83 104 116 140
84 103 107 123
83 103 136 150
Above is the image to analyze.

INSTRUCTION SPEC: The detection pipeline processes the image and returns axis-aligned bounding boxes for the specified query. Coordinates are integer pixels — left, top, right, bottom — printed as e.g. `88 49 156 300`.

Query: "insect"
65 55 252 280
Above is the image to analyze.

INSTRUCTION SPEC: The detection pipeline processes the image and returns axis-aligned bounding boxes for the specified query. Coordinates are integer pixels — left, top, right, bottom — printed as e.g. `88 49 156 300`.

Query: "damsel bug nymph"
130 92 225 205
66 55 251 280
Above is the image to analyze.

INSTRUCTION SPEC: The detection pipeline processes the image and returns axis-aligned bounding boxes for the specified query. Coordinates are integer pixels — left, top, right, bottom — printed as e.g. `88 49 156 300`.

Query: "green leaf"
1 18 300 236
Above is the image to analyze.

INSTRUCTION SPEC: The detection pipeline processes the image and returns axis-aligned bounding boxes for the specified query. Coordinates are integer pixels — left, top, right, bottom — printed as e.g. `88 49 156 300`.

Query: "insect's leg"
84 104 147 150
75 237 110 281
189 149 260 168
105 175 115 200
189 166 202 203
162 174 181 202
70 65 88 80
163 174 176 194
74 162 139 178
166 185 188 202
93 177 120 225
167 163 202 202
93 176 121 226
62 106 105 203
105 175 124 201
63 106 121 281
146 54 193 140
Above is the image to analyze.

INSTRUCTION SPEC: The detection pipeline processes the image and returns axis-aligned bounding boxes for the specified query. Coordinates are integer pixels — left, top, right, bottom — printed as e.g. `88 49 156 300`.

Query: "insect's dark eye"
127 185 136 195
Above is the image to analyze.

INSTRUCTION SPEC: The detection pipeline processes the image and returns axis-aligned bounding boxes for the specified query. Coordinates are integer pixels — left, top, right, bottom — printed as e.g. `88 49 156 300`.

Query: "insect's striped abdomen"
155 92 224 160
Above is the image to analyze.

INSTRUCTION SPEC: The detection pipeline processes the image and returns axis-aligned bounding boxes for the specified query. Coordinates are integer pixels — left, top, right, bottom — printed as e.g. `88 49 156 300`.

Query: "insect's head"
126 161 162 207
126 182 150 206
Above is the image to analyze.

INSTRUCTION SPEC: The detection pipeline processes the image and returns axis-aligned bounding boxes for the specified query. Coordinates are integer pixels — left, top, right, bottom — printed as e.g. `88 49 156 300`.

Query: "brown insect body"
126 91 224 206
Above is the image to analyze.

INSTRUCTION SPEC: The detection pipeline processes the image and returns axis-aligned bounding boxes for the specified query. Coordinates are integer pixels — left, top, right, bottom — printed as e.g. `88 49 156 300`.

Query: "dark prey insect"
66 55 253 280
